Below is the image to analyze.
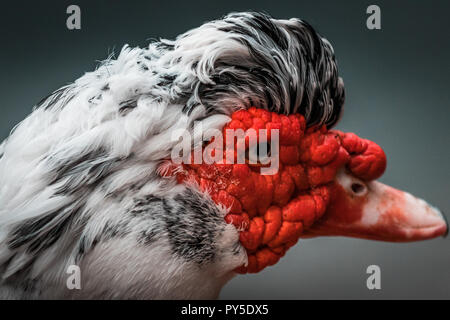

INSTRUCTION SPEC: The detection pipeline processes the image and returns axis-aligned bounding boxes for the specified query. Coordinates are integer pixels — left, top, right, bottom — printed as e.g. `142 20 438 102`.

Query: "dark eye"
245 142 271 163
258 142 271 157
351 182 366 195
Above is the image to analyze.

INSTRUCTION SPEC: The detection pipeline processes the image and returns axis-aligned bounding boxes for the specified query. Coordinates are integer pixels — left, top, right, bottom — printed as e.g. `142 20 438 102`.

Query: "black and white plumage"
0 12 344 299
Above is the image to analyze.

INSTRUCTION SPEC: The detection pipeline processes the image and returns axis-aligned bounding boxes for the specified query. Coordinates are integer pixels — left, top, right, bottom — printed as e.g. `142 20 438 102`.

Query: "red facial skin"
166 107 387 273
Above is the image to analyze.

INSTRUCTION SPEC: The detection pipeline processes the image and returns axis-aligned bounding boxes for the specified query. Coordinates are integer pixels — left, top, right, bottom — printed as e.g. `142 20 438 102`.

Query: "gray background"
0 0 448 299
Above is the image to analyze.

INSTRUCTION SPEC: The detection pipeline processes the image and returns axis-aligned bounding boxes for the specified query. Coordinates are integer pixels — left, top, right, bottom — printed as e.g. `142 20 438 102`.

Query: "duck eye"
245 142 271 163
258 142 271 157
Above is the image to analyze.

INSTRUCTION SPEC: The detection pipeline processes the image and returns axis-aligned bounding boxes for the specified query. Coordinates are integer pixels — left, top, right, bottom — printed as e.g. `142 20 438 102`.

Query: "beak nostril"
351 182 365 195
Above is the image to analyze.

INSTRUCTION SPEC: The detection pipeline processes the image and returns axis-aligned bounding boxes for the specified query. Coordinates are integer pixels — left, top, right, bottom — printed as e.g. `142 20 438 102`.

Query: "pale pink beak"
303 170 448 242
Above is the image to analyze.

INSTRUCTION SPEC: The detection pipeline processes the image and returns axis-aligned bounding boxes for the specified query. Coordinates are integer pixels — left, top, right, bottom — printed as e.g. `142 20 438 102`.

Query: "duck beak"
302 173 448 242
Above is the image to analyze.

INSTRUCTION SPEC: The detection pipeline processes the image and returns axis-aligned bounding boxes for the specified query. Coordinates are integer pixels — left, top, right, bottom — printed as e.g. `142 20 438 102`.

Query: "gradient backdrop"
1 0 448 299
